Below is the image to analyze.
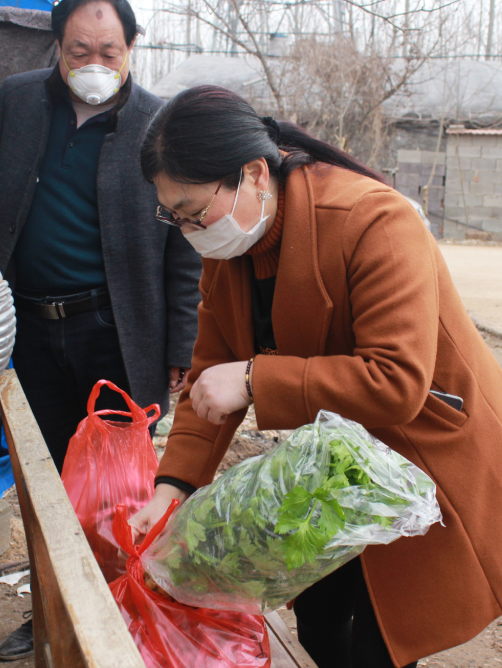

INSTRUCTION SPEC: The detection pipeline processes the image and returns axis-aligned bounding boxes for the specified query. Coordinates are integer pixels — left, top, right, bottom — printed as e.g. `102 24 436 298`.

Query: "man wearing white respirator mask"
55 0 132 124
0 0 201 659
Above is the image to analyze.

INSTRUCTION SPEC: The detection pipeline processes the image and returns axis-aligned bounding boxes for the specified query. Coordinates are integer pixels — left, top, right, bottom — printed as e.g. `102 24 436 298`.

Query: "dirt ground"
439 242 502 336
0 485 32 668
1 333 502 667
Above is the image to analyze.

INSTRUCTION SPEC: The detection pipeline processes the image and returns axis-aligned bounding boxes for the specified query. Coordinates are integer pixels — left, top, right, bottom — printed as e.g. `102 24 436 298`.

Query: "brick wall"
444 133 502 241
395 149 445 238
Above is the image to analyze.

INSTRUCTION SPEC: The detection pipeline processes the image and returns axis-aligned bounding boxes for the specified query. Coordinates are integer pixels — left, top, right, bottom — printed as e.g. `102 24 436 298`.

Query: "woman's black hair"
52 0 137 47
141 85 386 189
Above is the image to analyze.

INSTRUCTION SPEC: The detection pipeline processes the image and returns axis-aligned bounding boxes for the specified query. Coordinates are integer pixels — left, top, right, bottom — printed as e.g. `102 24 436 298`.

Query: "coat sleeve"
156 262 248 488
253 191 440 431
164 226 203 369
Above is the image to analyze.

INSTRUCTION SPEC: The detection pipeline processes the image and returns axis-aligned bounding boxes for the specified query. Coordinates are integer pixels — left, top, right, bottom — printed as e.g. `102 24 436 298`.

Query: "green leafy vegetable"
143 411 440 614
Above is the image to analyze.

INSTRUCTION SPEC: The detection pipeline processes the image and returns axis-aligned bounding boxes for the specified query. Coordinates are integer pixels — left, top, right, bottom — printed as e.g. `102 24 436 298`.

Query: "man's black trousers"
294 556 419 668
13 300 132 474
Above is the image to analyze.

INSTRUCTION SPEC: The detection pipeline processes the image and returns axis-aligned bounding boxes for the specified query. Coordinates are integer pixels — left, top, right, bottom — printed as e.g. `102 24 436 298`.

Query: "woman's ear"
243 158 270 192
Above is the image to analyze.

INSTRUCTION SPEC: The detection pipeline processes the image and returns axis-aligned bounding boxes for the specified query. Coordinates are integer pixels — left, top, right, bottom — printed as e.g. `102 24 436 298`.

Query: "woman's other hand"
169 366 189 393
190 361 252 425
128 483 189 546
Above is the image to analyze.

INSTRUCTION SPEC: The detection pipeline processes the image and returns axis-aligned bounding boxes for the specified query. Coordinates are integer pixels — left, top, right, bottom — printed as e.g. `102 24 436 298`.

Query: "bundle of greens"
142 411 441 614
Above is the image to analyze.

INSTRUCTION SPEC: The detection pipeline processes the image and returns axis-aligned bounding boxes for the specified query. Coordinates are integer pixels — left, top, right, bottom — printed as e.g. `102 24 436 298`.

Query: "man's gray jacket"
0 66 202 417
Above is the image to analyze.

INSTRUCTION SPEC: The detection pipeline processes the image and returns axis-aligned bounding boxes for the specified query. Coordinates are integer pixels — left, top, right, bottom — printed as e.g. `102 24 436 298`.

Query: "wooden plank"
266 611 318 668
269 630 299 668
0 369 145 668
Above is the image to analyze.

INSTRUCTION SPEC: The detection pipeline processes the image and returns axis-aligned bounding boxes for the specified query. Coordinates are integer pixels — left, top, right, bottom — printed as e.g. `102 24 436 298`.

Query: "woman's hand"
190 361 252 425
128 483 189 546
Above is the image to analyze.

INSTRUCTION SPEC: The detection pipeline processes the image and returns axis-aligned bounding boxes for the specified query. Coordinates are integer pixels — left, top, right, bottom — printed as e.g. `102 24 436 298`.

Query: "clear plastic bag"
143 410 442 615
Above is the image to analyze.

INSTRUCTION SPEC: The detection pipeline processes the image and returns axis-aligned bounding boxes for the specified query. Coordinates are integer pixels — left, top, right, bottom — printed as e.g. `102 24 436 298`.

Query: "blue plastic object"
0 0 53 10
0 360 15 497
0 453 14 497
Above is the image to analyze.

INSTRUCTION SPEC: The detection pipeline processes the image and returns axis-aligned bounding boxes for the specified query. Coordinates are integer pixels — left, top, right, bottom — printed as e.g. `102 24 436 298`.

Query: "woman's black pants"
294 557 418 668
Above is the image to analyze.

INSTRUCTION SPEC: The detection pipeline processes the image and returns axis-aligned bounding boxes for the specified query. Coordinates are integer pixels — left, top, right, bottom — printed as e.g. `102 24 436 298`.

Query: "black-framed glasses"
155 179 224 231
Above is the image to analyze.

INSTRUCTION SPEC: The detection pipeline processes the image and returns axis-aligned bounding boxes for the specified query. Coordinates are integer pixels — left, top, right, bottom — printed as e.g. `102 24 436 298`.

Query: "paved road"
439 244 502 335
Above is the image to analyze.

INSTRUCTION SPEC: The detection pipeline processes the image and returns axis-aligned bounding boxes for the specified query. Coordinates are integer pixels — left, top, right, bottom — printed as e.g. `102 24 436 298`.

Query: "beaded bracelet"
245 358 254 400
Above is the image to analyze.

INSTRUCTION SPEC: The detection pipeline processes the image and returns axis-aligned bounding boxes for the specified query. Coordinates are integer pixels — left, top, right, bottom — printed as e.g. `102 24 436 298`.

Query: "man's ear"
56 40 62 57
128 36 136 52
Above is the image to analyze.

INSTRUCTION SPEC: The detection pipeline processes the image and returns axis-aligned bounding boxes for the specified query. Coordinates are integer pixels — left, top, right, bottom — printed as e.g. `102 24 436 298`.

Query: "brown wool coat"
158 163 502 667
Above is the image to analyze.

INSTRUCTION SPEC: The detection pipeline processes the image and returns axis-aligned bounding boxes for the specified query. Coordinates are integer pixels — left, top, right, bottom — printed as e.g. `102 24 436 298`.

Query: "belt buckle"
53 301 66 318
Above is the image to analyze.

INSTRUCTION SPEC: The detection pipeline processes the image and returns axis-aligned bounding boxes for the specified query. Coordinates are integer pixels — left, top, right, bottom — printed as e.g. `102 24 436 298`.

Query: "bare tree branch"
229 0 285 113
161 0 285 113
341 0 460 33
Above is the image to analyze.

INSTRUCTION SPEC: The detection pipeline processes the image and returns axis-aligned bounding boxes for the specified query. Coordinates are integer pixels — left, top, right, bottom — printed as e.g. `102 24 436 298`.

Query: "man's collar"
45 64 67 101
44 63 133 128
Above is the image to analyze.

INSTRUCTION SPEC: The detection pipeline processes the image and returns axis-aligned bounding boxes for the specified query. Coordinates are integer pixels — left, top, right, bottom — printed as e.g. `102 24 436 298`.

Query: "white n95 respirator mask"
182 173 270 260
63 52 128 105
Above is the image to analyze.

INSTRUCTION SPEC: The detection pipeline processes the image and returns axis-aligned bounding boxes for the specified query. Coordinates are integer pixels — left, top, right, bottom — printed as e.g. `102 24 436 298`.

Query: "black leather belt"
14 290 111 320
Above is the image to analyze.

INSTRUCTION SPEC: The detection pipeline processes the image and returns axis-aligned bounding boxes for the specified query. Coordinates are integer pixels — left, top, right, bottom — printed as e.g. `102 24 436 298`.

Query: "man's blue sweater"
14 97 110 292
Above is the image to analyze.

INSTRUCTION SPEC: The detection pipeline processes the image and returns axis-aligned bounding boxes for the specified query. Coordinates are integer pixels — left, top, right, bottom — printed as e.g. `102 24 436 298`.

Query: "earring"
257 190 272 203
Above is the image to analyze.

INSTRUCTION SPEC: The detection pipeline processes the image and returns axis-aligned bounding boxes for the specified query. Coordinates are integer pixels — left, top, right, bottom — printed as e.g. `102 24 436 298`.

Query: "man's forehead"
64 4 126 43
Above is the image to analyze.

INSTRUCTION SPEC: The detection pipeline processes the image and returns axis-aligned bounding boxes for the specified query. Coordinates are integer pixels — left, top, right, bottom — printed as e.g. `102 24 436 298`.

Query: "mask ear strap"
62 51 74 77
231 169 243 216
115 51 129 80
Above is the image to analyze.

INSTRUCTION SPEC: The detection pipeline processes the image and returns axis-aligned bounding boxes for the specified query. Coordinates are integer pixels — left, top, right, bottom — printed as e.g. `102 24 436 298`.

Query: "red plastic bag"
62 380 160 582
110 503 272 668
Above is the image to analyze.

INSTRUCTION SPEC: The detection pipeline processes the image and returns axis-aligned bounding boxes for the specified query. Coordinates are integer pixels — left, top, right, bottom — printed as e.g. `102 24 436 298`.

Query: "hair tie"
261 116 281 144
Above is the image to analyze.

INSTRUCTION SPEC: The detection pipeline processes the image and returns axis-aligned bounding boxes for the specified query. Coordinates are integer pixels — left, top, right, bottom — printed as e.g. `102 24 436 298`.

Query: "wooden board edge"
265 611 318 668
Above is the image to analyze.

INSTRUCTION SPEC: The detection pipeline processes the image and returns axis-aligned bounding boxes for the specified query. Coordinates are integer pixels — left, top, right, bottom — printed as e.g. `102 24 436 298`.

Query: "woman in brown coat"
130 85 502 668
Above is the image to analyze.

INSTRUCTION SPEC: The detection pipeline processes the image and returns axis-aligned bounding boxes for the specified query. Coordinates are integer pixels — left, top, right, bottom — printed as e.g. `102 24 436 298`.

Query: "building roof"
384 58 502 124
446 125 502 135
149 54 270 101
150 54 502 126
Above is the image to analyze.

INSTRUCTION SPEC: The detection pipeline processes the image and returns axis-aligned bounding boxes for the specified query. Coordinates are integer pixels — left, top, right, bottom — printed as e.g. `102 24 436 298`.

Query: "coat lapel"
273 167 333 358
207 258 256 361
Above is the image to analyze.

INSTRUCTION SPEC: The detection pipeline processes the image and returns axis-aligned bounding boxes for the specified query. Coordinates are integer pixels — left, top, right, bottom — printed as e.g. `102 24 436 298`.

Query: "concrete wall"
444 134 502 241
395 149 445 238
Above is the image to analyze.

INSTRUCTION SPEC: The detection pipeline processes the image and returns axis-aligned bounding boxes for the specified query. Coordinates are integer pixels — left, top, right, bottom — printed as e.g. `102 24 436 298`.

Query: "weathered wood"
266 611 318 668
269 631 298 668
0 369 145 668
0 368 311 668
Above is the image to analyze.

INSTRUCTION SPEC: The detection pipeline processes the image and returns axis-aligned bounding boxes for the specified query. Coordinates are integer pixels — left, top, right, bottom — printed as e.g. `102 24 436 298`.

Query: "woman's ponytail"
275 120 386 184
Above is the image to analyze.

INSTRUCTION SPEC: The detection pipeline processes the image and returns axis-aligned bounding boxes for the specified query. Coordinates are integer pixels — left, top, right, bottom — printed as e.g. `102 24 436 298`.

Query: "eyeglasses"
155 179 224 232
